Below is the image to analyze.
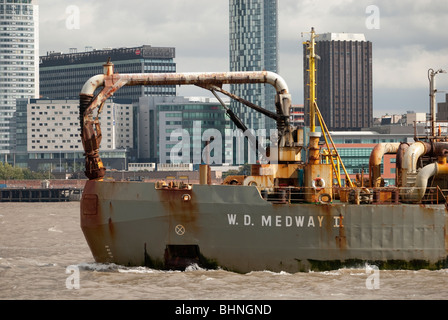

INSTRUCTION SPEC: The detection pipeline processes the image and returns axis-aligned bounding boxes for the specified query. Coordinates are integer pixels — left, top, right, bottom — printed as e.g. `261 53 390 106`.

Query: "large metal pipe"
433 142 448 158
79 67 292 180
81 70 289 99
400 141 448 187
402 162 437 202
368 142 401 187
402 162 448 203
81 74 105 96
81 70 291 131
401 141 431 187
395 142 409 187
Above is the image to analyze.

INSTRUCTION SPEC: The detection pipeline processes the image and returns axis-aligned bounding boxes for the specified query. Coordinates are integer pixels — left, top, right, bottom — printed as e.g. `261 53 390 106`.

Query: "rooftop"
317 33 366 42
40 45 175 67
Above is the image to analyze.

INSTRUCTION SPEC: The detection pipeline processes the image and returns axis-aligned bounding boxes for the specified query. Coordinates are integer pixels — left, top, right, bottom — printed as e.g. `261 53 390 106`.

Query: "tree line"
0 162 53 180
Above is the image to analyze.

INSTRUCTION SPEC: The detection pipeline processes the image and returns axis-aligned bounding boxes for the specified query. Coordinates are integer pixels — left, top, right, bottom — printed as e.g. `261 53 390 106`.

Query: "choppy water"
1 202 448 301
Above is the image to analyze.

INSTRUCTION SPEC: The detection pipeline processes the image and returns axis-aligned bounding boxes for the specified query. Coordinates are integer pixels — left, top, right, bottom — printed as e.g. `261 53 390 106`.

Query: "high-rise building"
15 98 132 171
304 33 372 131
437 94 448 121
229 0 278 131
0 0 39 161
39 45 176 102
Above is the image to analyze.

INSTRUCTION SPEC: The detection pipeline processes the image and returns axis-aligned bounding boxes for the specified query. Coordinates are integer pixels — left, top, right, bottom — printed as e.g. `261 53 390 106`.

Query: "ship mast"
307 27 318 133
303 27 354 188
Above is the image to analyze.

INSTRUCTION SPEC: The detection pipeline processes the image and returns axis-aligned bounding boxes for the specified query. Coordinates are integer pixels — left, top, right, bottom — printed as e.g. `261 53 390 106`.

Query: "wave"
71 262 224 274
246 270 292 276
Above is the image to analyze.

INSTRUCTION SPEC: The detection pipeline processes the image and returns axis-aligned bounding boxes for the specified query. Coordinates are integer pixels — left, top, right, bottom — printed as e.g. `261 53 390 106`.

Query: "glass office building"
229 0 278 131
138 96 232 165
0 0 39 162
40 45 176 102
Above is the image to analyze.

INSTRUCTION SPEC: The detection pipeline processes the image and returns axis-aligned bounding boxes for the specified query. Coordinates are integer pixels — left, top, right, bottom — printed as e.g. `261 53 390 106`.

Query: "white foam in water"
184 263 206 272
74 262 214 274
76 262 122 272
48 226 63 233
118 266 165 274
75 262 170 274
246 270 291 276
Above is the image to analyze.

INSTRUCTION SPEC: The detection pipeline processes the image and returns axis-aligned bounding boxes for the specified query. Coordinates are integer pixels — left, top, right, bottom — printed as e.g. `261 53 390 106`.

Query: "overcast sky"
38 0 448 117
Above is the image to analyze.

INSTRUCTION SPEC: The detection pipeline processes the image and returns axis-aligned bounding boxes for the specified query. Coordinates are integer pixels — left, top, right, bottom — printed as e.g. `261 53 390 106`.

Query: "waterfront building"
229 0 278 131
138 96 232 165
0 0 39 162
15 98 132 172
39 45 176 102
330 130 414 186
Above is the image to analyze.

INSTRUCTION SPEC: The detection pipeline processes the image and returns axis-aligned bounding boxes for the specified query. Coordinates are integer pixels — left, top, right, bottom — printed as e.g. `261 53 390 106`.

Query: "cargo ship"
79 28 448 273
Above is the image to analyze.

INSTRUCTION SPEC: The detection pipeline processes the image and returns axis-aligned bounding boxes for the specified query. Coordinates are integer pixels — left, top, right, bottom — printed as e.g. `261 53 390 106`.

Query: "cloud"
37 0 448 115
39 1 228 54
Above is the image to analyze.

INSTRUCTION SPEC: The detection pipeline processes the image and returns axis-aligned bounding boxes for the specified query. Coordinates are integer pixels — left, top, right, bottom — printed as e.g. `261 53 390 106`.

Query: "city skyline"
35 0 448 119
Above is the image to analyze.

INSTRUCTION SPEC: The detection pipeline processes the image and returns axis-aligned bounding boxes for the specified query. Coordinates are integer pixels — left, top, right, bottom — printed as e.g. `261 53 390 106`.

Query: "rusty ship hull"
80 180 448 273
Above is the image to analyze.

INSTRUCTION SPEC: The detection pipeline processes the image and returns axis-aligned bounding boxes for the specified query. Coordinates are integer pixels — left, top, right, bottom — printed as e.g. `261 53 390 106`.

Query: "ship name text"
227 214 344 228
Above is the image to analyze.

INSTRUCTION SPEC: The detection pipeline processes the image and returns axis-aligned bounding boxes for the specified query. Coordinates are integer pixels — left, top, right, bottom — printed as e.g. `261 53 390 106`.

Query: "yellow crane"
303 27 354 188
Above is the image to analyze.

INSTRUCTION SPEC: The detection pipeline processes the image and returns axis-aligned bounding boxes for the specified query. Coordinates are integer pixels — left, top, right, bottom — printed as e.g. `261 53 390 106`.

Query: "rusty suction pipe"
80 63 292 180
368 142 401 187
402 162 448 203
81 71 289 99
401 141 431 187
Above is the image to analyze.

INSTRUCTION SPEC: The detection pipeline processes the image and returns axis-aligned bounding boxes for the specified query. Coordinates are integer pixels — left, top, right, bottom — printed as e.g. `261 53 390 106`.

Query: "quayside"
78 28 448 272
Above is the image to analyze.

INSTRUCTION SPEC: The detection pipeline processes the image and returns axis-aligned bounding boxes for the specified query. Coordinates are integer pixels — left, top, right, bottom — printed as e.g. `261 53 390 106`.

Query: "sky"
37 0 448 118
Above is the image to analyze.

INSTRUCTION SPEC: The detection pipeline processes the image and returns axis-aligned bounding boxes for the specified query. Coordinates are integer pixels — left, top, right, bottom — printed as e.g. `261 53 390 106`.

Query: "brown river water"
1 202 448 301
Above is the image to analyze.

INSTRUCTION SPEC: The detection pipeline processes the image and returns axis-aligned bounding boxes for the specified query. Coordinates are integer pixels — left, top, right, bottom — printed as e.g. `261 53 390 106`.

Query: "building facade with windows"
15 98 132 172
0 0 39 162
330 131 414 186
138 96 232 165
290 104 305 127
437 94 448 121
39 45 176 102
304 33 372 131
229 0 278 131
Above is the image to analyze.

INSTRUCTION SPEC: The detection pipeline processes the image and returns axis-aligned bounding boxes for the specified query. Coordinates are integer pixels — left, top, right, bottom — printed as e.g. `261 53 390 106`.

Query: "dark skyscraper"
304 33 372 131
229 0 278 131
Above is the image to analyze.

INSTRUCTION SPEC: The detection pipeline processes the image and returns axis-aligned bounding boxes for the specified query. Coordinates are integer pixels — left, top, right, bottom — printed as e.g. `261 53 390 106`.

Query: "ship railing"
420 186 448 205
253 185 448 205
254 186 335 204
413 120 448 140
